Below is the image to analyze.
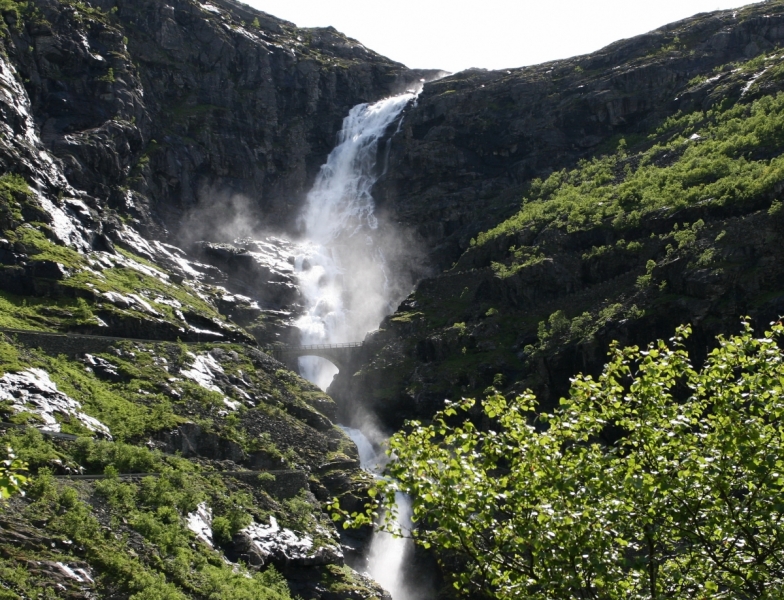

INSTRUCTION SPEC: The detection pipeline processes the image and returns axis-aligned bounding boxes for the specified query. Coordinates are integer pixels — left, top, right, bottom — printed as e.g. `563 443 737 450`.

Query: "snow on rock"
0 369 112 438
180 352 224 393
234 517 344 568
187 502 213 547
54 562 95 585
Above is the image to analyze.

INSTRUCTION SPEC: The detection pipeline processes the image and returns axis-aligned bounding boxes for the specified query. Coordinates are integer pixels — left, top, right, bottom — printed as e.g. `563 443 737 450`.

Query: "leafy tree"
343 321 784 598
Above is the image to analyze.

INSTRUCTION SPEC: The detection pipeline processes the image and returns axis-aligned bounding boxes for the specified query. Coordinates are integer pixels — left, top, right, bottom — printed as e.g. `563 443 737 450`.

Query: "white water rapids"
293 94 426 599
294 92 414 389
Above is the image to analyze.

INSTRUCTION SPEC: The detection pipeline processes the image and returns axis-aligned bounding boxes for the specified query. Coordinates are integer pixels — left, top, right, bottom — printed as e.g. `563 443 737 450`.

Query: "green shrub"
474 90 784 247
359 321 784 598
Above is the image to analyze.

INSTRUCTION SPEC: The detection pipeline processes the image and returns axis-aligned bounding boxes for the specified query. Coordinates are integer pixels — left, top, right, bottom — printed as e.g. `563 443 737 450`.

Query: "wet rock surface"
229 516 343 569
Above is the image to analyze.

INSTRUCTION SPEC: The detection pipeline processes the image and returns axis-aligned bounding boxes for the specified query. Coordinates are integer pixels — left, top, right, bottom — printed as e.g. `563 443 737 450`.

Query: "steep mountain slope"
375 1 784 268
332 1 784 429
0 0 426 597
11 0 434 236
4 0 784 597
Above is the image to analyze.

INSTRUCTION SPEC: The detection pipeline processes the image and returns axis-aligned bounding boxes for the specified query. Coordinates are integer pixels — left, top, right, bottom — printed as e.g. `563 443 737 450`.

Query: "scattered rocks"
80 354 124 383
231 516 343 570
0 368 111 438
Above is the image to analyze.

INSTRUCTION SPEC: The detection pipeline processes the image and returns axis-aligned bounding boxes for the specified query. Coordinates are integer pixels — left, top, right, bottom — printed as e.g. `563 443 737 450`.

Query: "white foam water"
294 94 414 390
341 427 419 600
300 94 415 244
295 94 428 599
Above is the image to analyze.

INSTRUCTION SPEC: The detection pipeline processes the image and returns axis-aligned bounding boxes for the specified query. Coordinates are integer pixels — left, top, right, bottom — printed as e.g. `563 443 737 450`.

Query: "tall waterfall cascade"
294 93 414 390
293 94 429 600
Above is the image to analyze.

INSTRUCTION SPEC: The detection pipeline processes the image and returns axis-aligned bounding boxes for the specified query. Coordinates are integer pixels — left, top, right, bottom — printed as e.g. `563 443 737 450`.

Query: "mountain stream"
293 94 427 599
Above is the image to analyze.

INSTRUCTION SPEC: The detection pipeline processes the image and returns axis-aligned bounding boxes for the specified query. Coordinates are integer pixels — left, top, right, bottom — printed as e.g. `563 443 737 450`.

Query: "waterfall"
294 93 414 390
294 94 429 599
342 426 421 600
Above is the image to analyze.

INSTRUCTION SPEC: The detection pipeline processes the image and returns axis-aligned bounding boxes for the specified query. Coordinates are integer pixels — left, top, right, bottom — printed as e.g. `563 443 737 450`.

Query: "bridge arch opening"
297 356 340 391
273 343 362 391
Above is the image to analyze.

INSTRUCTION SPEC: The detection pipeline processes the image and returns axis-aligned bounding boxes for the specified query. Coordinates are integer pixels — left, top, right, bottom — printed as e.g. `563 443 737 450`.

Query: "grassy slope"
0 333 381 598
350 48 784 422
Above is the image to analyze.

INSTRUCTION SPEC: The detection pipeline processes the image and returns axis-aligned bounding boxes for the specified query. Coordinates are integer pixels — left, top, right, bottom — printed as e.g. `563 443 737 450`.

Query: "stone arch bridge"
272 342 365 373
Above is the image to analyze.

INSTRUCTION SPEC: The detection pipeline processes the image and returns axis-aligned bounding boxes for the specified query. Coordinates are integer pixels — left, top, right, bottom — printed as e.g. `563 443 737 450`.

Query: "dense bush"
349 321 784 599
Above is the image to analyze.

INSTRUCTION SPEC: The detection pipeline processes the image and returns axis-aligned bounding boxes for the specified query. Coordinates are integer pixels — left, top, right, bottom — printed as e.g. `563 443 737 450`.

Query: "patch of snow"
238 517 345 567
180 352 224 393
223 398 240 410
243 516 313 557
187 502 213 547
55 562 94 584
199 3 221 13
0 369 111 438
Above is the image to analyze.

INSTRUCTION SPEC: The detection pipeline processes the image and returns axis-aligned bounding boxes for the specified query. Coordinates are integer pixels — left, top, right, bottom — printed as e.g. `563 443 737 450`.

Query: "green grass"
0 332 361 597
15 227 84 268
473 85 784 254
11 463 292 599
0 0 26 23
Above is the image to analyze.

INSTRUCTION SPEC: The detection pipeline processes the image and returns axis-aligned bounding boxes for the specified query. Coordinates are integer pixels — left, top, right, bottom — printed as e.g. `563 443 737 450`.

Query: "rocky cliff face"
376 2 784 269
8 0 436 239
0 0 442 346
0 0 436 597
331 0 784 430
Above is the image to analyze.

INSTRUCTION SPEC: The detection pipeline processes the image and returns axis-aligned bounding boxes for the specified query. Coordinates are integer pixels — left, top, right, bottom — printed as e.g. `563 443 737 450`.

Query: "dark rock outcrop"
376 3 784 269
6 0 438 241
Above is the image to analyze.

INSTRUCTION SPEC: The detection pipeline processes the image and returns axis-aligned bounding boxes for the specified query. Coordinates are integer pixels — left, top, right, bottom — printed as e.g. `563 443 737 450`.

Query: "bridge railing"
273 342 363 353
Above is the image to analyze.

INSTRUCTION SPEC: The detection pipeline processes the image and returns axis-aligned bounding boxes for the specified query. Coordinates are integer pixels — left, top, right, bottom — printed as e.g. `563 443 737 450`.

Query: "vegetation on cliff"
0 330 385 598
351 322 784 598
337 41 784 427
474 71 784 263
